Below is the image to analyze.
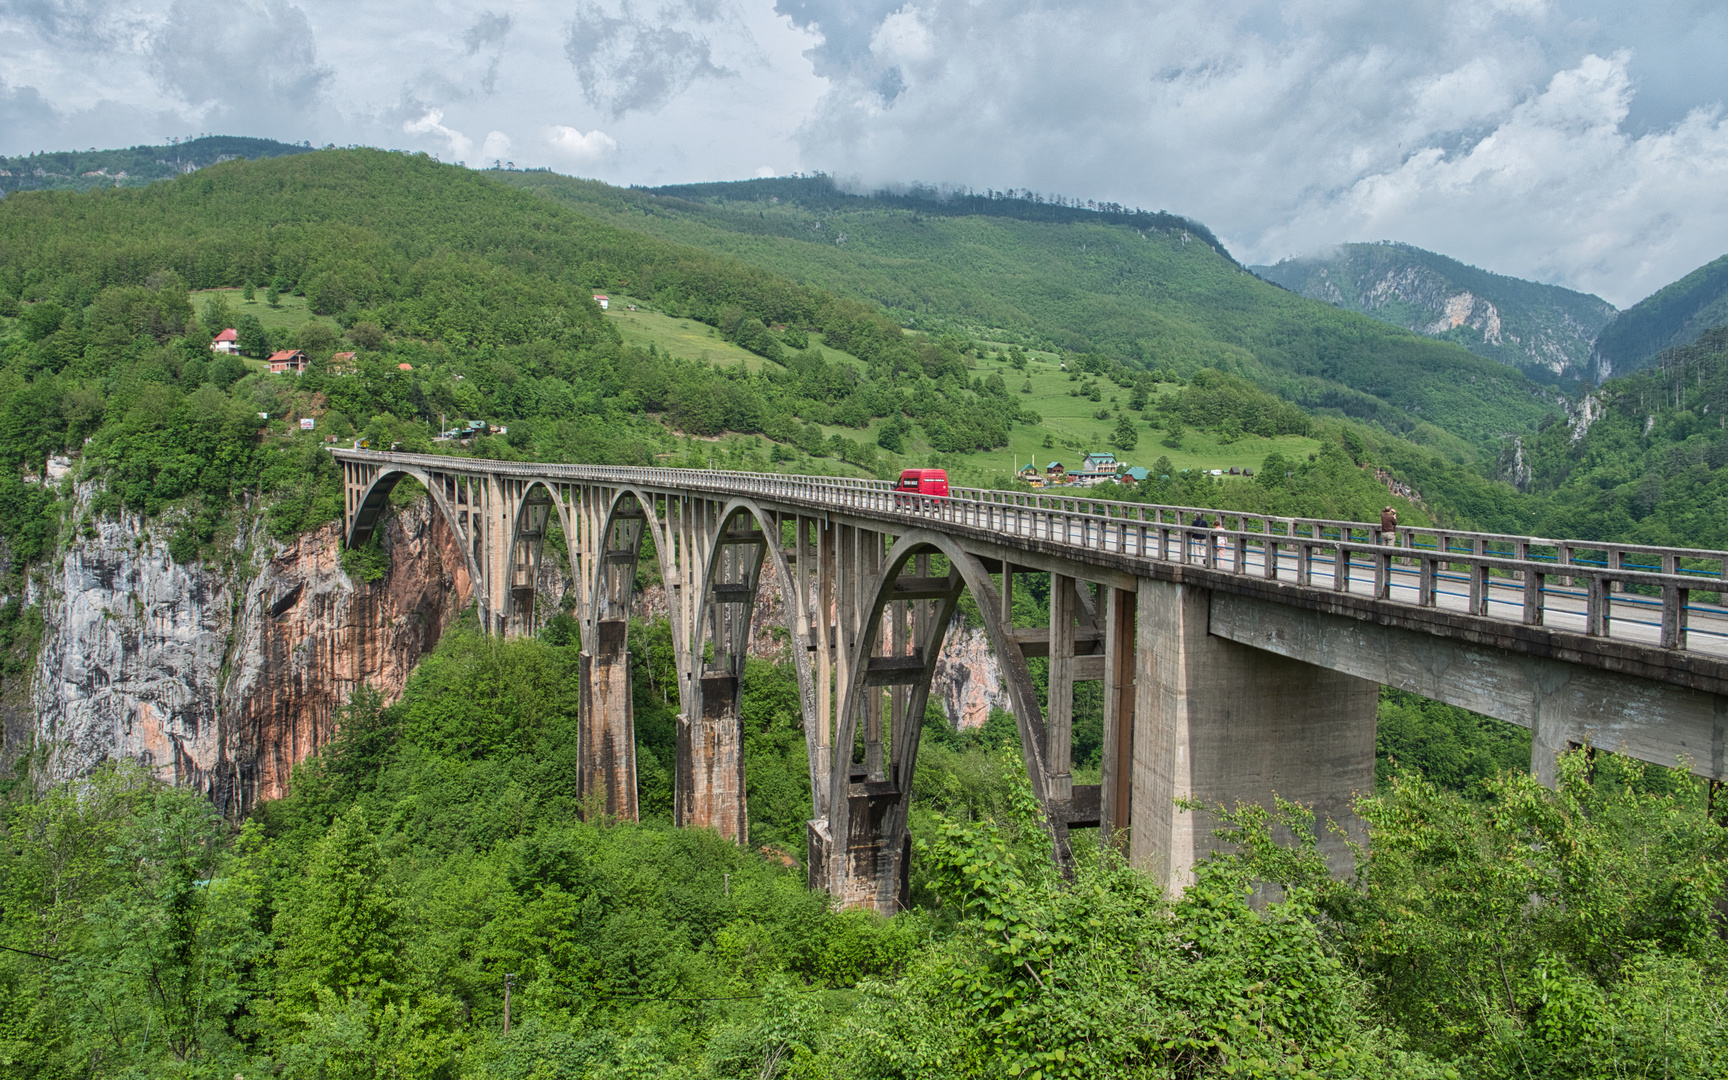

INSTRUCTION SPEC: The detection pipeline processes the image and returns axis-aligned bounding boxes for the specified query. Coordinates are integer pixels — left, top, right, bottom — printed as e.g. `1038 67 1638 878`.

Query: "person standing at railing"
1189 511 1207 560
1380 506 1398 544
1212 517 1226 561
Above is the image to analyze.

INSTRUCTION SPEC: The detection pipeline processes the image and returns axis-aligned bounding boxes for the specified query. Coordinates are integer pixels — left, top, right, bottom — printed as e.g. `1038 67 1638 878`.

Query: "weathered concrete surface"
578 619 638 820
1209 591 1728 785
1130 578 1378 892
677 675 748 842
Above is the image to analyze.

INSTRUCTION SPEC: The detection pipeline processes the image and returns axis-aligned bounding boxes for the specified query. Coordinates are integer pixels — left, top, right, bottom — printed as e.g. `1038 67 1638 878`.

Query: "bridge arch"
501 479 572 637
680 497 822 843
577 485 690 822
344 464 487 615
820 527 1060 911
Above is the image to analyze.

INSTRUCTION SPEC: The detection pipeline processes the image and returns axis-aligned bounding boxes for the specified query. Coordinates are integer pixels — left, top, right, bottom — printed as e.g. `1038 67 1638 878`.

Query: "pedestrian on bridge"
1380 505 1398 544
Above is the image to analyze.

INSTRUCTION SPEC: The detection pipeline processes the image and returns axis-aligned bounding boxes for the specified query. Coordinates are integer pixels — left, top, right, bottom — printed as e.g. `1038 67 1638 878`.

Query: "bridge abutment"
1129 578 1378 892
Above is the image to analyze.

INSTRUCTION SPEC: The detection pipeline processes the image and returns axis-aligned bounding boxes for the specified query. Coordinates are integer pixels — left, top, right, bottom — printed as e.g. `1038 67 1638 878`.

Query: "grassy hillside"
1593 252 1728 380
1254 242 1616 386
500 173 1559 455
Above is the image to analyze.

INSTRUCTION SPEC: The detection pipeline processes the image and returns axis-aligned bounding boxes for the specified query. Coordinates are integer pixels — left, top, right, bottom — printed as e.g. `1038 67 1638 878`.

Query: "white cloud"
785 0 1728 306
545 124 618 164
480 129 513 162
403 107 473 161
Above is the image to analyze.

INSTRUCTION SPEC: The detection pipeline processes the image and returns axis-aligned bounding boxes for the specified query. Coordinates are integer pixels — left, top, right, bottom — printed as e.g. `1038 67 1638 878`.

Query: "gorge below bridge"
336 448 1728 913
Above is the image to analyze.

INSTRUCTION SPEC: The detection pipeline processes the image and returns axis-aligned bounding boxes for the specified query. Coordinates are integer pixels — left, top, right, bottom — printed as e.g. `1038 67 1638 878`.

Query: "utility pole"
503 972 516 1035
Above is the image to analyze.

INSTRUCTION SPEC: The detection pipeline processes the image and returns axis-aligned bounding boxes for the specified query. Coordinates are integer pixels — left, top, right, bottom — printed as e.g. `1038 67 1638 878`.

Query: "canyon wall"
30 495 471 815
25 497 1008 815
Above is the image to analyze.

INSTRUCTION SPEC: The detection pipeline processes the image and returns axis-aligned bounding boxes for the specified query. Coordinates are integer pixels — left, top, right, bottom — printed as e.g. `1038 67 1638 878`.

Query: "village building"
1045 460 1066 479
210 328 239 354
592 294 610 310
331 351 356 374
268 349 308 374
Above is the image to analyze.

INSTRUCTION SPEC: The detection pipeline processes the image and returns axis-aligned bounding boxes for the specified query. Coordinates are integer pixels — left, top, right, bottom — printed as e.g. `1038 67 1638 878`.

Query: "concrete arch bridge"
335 449 1728 912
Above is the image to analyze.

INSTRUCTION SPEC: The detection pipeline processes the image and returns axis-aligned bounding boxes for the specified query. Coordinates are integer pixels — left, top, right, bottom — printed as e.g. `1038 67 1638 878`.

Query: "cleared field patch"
958 358 1323 484
190 288 341 335
604 297 871 372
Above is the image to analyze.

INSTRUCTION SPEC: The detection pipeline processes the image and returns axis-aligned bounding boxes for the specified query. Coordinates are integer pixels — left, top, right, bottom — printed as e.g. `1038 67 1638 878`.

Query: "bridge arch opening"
817 528 1120 912
680 499 823 847
577 487 690 823
343 463 486 612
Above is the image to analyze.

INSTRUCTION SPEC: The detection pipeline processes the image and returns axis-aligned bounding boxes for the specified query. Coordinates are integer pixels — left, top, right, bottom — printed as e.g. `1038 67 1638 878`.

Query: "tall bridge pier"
338 450 1728 913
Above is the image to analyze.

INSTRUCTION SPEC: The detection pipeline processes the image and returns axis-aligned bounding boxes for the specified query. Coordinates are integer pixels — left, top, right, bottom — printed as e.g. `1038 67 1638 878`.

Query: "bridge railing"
335 450 1728 654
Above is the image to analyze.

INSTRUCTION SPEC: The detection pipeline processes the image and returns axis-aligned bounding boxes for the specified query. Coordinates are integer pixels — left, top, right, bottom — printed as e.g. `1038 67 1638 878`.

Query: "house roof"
267 350 305 361
331 351 355 361
1123 467 1149 481
213 329 238 342
1046 461 1063 469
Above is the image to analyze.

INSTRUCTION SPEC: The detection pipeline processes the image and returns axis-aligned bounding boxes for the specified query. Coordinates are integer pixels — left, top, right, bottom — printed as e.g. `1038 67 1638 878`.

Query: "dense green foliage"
0 135 312 196
1593 252 1728 378
0 150 1066 577
505 172 1558 453
2 623 1721 1078
1253 241 1616 387
1514 326 1728 546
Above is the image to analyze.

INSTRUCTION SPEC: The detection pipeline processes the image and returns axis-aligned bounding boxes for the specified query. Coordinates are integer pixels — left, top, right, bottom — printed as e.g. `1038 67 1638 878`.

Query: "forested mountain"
1592 251 1728 380
0 135 312 196
500 172 1558 453
0 146 1724 1080
1252 242 1616 386
1517 325 1728 545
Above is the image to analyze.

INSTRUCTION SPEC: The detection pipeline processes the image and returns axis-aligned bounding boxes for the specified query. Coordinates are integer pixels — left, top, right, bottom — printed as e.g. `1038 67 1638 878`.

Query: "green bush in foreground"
0 626 1722 1078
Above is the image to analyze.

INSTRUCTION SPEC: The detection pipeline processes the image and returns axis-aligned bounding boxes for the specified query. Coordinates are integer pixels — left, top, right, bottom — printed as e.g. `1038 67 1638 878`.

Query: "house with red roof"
331 351 356 374
269 349 308 375
210 328 239 354
592 294 610 310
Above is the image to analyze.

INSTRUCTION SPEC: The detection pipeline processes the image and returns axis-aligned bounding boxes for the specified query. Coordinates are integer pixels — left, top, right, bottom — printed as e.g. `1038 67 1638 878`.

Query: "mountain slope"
501 173 1558 455
0 135 313 197
1252 242 1616 386
1518 325 1728 546
1591 252 1728 380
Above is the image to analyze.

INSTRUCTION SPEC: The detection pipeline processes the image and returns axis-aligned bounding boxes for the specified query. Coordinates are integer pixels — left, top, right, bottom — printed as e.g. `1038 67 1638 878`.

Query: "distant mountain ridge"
0 135 312 196
1252 242 1616 386
1592 252 1728 380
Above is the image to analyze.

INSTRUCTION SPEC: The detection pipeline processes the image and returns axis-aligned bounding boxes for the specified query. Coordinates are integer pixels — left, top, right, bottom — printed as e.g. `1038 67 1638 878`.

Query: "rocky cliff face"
30 496 470 815
1255 242 1616 384
26 495 1010 814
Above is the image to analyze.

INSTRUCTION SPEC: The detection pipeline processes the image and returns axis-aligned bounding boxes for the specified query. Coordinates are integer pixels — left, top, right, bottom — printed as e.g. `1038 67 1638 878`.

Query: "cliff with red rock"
30 495 470 815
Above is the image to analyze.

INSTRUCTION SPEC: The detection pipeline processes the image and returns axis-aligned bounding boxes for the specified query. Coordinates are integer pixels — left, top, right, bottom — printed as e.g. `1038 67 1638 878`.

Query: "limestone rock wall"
27 492 1009 815
30 497 470 815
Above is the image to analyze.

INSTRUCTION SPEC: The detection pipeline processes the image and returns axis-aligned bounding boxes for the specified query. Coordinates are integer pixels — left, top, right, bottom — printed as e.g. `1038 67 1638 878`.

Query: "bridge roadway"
334 449 1728 911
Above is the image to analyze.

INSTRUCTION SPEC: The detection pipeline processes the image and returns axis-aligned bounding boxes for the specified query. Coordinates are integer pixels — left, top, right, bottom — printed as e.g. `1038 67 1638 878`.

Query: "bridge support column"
578 619 638 821
677 675 748 843
1128 577 1377 893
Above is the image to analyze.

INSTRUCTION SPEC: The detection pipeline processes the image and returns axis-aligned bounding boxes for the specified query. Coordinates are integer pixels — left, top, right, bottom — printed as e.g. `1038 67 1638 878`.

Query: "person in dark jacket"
1380 506 1398 543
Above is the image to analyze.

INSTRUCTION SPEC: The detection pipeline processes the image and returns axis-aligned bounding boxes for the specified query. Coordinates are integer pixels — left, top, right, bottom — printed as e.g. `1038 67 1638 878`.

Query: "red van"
894 468 950 511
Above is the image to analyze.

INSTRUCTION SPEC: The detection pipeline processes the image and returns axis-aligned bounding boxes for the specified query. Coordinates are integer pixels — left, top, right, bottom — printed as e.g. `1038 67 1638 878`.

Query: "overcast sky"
3 1 1726 307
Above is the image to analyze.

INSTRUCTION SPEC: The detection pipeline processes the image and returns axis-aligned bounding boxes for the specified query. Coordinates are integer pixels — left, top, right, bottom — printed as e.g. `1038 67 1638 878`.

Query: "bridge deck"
333 450 1728 668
